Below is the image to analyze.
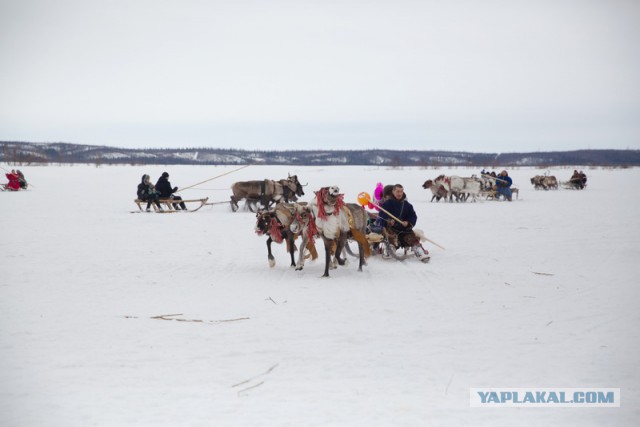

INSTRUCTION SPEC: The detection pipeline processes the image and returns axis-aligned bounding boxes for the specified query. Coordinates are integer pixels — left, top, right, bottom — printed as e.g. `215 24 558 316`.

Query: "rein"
294 211 318 244
269 217 284 243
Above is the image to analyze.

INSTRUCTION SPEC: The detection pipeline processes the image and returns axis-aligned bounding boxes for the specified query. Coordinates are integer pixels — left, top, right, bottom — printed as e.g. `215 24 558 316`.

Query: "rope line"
176 164 251 193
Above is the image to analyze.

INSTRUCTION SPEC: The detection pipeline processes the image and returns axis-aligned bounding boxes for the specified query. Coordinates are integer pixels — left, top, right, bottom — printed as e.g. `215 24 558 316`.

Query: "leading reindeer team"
249 178 439 277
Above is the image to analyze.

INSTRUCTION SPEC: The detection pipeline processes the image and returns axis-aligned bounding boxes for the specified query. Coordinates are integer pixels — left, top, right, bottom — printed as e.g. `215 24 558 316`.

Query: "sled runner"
134 197 209 212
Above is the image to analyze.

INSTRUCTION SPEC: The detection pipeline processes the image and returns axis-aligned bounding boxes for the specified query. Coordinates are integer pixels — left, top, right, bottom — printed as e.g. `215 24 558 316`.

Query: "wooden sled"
481 187 519 200
1 184 26 192
134 197 209 213
480 190 497 200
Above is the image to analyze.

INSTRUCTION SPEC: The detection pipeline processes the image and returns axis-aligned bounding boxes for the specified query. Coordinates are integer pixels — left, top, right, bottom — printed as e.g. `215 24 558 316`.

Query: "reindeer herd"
251 185 370 277
230 174 368 277
422 174 519 202
420 171 583 203
530 175 559 190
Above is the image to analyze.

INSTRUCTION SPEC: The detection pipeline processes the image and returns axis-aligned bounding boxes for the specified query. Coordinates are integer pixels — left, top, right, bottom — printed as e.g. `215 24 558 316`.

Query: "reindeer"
422 179 448 202
433 175 482 202
230 174 305 212
293 186 370 277
542 175 558 190
254 203 317 268
459 176 482 202
531 175 558 190
433 175 466 202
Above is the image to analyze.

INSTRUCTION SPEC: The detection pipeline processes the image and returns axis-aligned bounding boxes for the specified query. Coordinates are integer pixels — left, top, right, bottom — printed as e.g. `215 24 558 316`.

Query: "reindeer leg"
335 235 347 266
322 236 332 277
358 241 365 271
295 234 307 271
266 237 275 268
287 232 296 267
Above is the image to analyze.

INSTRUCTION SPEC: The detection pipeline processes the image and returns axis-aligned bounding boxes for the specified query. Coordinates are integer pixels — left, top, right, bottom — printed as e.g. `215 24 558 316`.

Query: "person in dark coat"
155 172 187 210
579 170 587 188
137 174 162 212
378 184 429 262
495 170 513 201
16 170 28 189
569 170 587 189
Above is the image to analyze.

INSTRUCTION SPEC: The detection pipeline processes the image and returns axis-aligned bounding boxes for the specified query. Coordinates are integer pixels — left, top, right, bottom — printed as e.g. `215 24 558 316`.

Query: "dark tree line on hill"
1 141 639 167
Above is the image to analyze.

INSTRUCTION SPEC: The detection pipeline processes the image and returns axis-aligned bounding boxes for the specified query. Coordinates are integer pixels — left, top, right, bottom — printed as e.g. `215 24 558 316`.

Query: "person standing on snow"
495 170 513 201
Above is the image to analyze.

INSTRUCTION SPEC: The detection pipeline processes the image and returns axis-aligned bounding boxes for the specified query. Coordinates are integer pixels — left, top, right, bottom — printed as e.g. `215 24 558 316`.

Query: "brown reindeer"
255 209 296 268
230 174 305 212
422 179 448 202
254 203 318 268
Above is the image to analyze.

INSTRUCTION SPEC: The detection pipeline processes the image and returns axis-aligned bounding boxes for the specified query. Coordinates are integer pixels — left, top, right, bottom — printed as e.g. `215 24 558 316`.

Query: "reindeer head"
289 175 305 197
422 180 433 189
328 185 340 197
289 205 311 233
255 210 276 235
315 186 345 220
315 186 339 203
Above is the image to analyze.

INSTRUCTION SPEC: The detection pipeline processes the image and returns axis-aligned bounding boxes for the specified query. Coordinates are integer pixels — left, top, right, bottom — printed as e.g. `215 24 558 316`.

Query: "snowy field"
1 163 639 427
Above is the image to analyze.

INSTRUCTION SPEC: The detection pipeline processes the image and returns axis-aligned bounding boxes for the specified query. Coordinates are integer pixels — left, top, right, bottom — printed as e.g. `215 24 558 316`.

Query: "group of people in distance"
137 172 186 212
569 170 588 189
3 169 28 191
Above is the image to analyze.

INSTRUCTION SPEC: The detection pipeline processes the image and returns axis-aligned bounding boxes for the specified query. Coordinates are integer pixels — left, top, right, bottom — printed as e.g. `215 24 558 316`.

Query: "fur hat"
161 172 169 178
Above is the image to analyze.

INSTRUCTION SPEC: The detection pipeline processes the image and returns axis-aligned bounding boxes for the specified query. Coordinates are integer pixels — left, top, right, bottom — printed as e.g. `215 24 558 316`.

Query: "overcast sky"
1 0 639 152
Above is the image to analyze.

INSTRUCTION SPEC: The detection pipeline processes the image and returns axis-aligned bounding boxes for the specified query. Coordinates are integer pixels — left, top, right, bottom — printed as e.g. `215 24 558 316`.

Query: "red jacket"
5 173 20 190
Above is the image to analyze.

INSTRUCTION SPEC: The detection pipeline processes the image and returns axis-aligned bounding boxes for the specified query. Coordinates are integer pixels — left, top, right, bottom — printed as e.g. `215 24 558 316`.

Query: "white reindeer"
294 186 369 277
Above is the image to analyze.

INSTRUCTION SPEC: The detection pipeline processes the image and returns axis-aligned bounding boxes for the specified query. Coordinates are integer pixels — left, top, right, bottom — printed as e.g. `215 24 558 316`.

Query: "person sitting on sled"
378 184 429 262
155 172 187 210
365 183 394 231
579 171 587 187
495 170 513 201
16 170 28 189
570 170 587 189
4 170 21 191
137 174 163 212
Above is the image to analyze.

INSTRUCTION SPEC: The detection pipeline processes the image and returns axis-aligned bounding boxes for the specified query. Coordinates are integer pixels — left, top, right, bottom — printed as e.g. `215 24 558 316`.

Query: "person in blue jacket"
495 170 513 201
378 184 429 262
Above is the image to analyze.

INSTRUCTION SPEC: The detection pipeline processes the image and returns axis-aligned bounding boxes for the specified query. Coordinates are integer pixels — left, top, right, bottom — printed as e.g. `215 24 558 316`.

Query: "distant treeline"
1 141 639 167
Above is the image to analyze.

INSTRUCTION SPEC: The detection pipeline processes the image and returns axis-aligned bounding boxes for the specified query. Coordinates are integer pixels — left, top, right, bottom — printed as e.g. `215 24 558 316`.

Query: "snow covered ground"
1 164 638 426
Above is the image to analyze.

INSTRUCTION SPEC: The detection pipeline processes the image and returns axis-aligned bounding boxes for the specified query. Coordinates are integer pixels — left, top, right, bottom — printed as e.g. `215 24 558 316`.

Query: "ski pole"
481 173 509 184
